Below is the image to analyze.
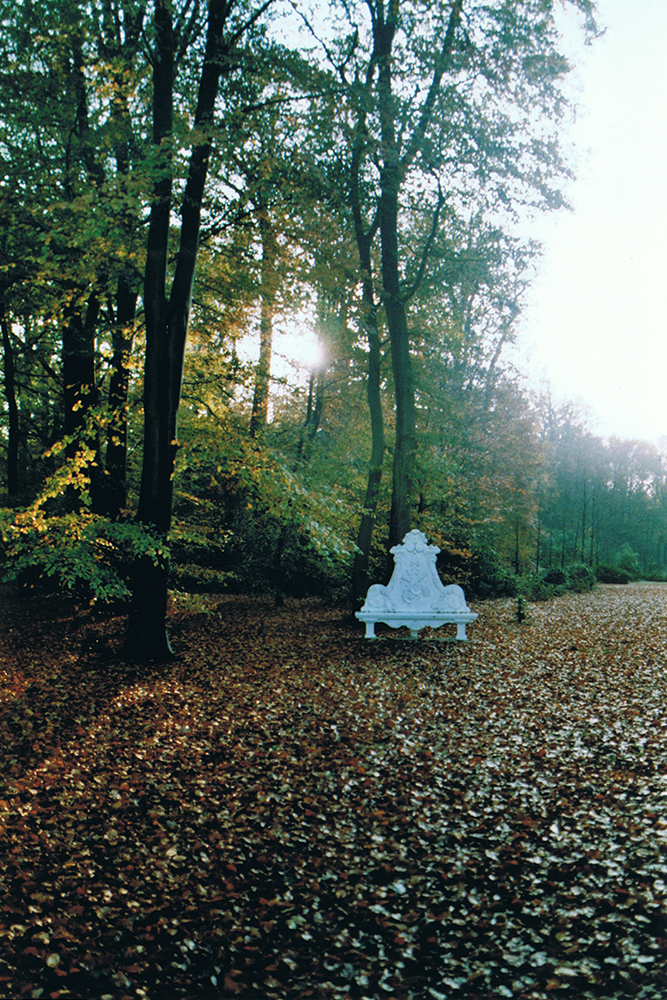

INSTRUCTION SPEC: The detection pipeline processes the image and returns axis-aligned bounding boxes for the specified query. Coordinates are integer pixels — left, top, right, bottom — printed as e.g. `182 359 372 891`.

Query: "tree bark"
0 295 19 497
125 0 255 660
249 208 277 437
371 0 461 553
100 273 137 515
353 303 385 600
374 10 417 550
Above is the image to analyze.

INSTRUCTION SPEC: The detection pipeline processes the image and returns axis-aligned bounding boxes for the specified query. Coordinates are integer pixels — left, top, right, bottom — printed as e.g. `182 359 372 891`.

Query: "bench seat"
356 530 477 641
356 609 477 640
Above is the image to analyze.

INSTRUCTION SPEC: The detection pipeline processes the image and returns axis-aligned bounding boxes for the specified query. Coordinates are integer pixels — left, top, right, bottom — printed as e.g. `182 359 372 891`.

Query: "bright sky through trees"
513 0 667 445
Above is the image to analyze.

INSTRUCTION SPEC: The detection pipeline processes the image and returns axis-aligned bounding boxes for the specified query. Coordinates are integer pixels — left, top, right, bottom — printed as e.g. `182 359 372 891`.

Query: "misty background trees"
1 0 663 657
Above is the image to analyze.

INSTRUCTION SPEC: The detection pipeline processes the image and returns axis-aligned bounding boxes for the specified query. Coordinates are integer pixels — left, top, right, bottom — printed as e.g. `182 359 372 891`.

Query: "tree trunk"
294 371 324 467
0 295 19 497
375 12 417 552
580 478 587 563
125 0 245 660
353 296 385 600
100 274 137 515
249 210 277 437
62 291 103 509
348 71 386 601
63 292 99 445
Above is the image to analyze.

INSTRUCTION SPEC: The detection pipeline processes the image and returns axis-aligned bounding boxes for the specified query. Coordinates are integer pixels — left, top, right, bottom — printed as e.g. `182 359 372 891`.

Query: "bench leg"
455 622 468 641
365 621 376 639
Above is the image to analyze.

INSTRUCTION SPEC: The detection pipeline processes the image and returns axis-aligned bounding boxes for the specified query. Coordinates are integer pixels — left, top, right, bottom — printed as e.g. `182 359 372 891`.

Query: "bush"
595 564 630 585
467 551 518 599
517 572 567 602
565 562 596 592
543 567 566 586
615 543 642 580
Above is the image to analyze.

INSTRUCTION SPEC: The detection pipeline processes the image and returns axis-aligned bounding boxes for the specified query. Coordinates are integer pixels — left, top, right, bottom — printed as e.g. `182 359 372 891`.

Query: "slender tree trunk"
100 274 137 515
99 16 143 516
294 371 324 467
62 293 103 510
0 295 19 497
561 513 566 567
249 210 277 438
63 292 99 445
375 15 417 551
581 478 587 563
353 306 385 600
349 79 386 600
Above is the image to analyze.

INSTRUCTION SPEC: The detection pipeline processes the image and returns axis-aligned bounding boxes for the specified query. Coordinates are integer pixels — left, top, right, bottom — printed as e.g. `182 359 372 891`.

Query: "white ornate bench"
356 529 477 640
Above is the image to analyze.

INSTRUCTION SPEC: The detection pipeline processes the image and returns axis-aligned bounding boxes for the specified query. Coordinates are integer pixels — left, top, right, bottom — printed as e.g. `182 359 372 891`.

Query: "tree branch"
401 182 445 303
400 0 462 173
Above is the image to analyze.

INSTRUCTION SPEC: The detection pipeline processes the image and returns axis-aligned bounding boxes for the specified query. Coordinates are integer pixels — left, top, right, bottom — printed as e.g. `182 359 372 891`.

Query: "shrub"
615 543 642 580
543 567 566 586
566 562 596 592
467 548 518 599
595 564 630 584
518 573 562 602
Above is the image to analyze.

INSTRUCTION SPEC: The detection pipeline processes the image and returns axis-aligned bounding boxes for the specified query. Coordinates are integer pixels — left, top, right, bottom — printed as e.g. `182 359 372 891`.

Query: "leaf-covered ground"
2 583 667 1000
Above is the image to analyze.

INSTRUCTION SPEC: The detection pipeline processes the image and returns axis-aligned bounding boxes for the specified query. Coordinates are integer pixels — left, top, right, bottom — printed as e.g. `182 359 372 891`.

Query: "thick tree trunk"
377 111 416 548
124 0 242 660
0 296 19 497
124 0 177 661
349 52 386 600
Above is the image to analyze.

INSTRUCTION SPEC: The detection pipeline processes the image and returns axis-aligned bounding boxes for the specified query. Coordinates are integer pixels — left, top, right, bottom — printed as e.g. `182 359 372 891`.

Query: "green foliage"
0 452 167 603
615 543 642 581
173 427 361 598
518 573 563 602
543 567 567 586
466 547 518 599
595 564 631 585
565 562 596 593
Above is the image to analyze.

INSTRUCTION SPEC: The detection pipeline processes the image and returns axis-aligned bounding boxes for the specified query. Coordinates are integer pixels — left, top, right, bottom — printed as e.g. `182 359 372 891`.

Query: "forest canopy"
1 0 665 656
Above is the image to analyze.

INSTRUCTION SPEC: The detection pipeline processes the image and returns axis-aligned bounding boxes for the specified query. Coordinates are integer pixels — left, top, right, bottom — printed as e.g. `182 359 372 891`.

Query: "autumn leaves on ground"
2 584 667 1000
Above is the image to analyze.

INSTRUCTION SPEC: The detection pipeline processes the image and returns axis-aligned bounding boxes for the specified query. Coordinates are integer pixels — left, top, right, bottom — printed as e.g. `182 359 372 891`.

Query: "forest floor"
2 583 667 1000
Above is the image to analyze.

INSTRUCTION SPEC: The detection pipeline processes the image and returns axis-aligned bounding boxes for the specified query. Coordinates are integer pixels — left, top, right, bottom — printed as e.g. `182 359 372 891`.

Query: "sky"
511 0 667 444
